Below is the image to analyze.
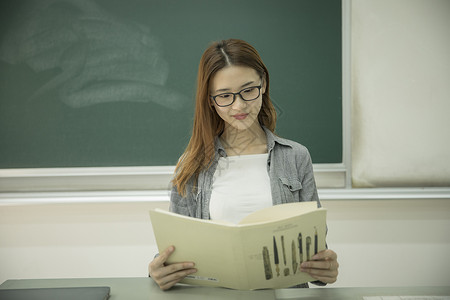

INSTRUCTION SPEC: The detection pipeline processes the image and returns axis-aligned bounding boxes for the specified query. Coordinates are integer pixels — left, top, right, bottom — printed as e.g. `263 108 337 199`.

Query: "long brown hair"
173 39 277 196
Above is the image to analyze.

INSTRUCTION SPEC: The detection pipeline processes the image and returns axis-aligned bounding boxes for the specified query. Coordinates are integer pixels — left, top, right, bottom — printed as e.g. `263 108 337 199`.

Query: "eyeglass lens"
214 86 260 107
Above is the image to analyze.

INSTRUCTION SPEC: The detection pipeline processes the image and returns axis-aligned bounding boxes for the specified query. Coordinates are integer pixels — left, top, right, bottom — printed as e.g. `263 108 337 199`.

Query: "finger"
159 276 188 291
301 266 338 283
160 278 181 291
152 246 175 269
311 249 337 261
152 261 196 282
301 265 338 276
157 266 197 290
301 260 335 270
308 274 338 284
160 262 196 277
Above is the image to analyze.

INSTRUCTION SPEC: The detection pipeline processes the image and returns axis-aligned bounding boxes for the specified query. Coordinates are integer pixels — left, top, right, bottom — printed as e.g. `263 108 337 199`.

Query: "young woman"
148 39 339 290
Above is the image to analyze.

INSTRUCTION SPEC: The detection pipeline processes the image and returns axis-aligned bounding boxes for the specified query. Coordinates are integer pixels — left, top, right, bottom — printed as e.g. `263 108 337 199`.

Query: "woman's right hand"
148 245 197 290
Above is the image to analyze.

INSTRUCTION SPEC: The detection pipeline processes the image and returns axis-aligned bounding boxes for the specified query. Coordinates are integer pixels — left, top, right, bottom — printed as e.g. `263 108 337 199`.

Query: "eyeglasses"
210 85 262 107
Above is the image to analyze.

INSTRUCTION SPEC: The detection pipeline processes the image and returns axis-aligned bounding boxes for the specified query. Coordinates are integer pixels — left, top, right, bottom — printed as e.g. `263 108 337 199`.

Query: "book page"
149 209 243 288
239 201 318 225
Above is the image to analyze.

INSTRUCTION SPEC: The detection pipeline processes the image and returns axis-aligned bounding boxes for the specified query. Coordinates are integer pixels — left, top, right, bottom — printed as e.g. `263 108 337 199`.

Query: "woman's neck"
220 123 267 156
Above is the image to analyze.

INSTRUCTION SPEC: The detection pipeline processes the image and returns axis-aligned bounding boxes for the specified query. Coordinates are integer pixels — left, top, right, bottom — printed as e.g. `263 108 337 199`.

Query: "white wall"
324 199 450 287
0 201 167 283
1 199 449 287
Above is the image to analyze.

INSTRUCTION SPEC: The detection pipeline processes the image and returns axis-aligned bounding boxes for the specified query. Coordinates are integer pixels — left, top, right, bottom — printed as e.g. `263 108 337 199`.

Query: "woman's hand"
300 249 339 284
148 246 197 290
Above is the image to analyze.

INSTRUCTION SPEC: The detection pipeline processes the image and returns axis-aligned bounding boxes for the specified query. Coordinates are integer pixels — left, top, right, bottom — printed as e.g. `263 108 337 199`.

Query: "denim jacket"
169 126 321 219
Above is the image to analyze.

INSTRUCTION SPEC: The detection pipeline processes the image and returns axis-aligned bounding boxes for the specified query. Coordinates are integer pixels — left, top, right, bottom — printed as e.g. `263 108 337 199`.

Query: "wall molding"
0 164 347 193
1 187 449 206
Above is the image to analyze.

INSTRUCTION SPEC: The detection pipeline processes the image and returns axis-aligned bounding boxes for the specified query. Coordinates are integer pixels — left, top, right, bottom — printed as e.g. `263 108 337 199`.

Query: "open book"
149 202 327 290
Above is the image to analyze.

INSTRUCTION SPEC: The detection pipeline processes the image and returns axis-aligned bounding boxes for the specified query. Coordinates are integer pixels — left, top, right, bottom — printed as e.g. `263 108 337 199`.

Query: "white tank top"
209 153 273 224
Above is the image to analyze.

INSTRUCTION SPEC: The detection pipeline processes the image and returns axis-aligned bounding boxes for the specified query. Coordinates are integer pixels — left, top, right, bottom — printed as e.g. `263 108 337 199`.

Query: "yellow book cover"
149 202 327 290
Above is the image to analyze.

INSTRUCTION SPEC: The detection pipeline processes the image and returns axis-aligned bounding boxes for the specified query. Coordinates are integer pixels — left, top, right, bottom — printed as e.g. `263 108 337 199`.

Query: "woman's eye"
243 87 255 94
219 94 232 99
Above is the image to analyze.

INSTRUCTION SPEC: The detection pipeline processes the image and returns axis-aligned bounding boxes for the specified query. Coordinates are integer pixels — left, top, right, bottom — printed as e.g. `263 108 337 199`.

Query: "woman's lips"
233 113 248 120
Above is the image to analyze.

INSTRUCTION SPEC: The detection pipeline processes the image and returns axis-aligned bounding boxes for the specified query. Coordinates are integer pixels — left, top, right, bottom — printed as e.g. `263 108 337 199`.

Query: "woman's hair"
173 38 277 196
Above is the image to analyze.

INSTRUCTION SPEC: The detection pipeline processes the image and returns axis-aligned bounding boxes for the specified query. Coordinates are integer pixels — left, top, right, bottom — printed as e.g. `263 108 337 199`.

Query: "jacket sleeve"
169 184 193 217
297 147 320 205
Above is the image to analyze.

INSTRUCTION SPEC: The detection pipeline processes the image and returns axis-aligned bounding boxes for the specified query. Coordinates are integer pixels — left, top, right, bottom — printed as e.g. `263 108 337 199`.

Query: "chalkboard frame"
0 0 351 193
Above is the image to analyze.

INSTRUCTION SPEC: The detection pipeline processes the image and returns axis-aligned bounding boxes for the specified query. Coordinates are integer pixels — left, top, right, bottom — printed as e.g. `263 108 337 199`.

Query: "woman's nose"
231 94 247 110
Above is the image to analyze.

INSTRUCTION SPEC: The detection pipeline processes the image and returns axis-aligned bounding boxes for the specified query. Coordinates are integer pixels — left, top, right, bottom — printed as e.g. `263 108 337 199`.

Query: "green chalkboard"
0 0 342 168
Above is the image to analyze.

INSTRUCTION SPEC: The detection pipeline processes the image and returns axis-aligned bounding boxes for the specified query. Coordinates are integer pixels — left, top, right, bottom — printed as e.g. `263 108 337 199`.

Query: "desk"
1 278 449 300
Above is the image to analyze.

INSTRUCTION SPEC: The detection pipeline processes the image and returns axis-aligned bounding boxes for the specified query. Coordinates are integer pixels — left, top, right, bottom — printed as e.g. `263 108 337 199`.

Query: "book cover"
149 201 327 290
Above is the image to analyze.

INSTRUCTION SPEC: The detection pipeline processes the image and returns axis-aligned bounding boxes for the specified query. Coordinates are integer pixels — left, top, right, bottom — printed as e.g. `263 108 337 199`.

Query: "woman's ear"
262 76 267 94
209 98 216 111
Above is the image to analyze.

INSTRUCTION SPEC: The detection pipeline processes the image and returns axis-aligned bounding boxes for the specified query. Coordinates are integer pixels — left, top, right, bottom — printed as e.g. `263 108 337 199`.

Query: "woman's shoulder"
267 130 311 158
278 136 308 151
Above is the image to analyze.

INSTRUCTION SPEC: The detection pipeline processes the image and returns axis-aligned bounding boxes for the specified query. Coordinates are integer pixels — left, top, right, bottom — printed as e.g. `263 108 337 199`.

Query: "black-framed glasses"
210 85 262 107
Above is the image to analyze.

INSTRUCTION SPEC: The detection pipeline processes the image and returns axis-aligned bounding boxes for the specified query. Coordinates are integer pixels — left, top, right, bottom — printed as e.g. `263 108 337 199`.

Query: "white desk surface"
1 277 449 300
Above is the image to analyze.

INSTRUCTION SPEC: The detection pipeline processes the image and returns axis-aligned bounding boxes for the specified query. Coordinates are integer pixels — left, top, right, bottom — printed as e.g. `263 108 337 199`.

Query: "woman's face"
210 65 265 132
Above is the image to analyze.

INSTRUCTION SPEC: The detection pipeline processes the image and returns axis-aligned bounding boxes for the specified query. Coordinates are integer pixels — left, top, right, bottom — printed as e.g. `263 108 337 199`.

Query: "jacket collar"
214 125 292 158
262 126 293 152
215 137 227 158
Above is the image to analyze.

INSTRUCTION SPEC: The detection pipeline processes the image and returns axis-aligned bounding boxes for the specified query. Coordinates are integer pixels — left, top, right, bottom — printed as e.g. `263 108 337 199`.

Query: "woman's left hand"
300 249 339 284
